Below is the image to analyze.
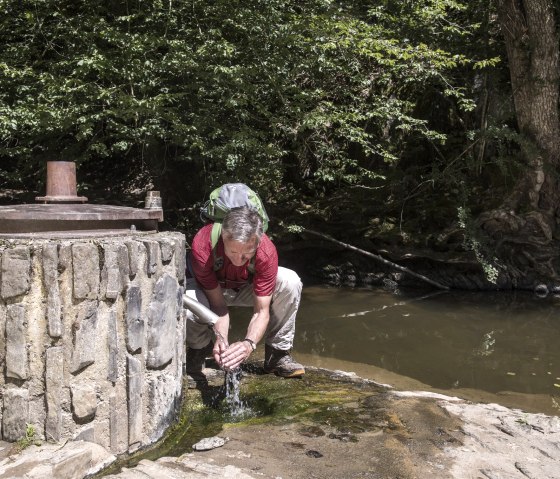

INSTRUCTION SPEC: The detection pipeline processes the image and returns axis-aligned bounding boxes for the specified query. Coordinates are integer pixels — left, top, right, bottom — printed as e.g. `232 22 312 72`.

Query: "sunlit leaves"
0 0 481 208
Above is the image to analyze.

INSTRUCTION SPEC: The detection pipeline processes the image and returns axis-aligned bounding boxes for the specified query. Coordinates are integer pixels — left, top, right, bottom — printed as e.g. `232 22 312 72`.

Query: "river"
231 285 560 416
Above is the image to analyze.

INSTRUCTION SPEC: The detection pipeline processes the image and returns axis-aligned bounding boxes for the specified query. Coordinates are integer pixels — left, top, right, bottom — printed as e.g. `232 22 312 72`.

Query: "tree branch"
300 228 450 291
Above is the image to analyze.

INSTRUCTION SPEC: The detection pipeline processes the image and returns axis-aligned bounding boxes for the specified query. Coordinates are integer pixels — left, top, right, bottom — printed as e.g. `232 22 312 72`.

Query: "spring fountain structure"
0 161 187 455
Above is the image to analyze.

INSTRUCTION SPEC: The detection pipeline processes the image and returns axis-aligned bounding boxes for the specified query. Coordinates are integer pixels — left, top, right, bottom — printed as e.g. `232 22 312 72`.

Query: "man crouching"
185 206 305 378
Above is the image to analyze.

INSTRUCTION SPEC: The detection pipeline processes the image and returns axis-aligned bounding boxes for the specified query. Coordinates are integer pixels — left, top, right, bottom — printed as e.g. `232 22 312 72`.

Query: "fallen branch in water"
299 227 450 291
337 289 448 317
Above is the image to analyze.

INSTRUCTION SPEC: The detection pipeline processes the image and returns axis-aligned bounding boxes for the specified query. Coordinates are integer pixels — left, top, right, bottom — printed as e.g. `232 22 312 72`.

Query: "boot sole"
264 367 305 378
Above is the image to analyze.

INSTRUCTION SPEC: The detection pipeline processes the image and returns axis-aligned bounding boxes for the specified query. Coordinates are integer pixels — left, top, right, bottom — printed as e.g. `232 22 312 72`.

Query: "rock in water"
192 436 227 451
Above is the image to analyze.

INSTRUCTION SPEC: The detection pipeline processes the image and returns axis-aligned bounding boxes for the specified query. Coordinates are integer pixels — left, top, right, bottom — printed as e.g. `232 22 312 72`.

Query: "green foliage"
1 2 472 174
283 223 305 234
0 0 509 249
458 206 500 283
16 423 40 451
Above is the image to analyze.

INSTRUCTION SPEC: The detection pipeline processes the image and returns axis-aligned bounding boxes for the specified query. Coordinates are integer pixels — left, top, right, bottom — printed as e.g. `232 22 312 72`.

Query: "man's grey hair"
222 206 264 244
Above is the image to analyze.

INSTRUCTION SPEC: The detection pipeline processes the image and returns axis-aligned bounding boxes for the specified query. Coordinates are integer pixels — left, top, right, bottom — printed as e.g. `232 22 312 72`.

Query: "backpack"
200 183 269 271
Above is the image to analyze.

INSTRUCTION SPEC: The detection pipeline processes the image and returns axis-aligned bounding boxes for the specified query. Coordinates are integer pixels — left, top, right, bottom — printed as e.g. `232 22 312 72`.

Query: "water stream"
224 369 252 419
231 285 560 416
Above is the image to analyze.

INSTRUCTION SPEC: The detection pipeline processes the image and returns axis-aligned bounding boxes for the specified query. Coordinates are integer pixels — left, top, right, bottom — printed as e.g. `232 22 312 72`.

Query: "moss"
95 368 391 477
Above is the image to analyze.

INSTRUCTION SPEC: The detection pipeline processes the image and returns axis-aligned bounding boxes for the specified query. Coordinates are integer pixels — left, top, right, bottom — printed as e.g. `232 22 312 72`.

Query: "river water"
232 285 560 416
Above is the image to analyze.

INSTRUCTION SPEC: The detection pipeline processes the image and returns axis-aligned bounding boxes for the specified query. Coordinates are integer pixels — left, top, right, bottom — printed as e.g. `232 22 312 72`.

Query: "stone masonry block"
109 393 118 453
107 309 119 383
58 243 72 272
143 240 160 277
174 236 186 285
176 285 184 319
1 246 31 299
125 241 139 278
71 383 97 421
2 388 29 442
175 310 185 389
45 346 64 442
102 244 124 300
0 306 5 382
125 286 143 354
6 303 28 380
127 355 142 447
43 243 62 338
159 240 174 264
146 373 181 442
70 301 99 374
109 391 127 455
146 274 178 369
117 243 130 285
72 243 100 300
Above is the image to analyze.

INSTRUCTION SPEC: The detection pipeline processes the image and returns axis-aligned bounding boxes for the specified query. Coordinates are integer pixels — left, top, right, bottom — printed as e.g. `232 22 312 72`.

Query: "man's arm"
203 286 231 366
245 294 271 344
219 294 272 371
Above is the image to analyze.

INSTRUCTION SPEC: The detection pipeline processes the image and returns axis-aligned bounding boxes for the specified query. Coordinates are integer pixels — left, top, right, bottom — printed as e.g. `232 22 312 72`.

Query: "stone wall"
0 232 186 455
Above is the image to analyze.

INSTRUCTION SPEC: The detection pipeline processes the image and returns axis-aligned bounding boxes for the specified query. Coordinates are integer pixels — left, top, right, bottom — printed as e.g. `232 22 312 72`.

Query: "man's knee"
275 267 302 296
185 279 211 306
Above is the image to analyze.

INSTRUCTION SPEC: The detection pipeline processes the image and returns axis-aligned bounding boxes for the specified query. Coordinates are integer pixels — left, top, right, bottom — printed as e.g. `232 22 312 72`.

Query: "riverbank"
158 369 560 479
296 352 560 417
280 243 560 292
1 365 558 479
104 364 559 479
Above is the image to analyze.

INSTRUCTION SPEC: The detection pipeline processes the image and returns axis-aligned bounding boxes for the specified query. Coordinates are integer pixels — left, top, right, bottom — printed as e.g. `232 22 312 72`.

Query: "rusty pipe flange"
35 161 88 203
0 204 163 234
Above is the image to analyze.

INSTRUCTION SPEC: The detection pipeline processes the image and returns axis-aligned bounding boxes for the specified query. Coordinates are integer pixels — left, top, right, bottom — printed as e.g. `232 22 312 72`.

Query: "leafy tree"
1 1 477 214
10 0 548 287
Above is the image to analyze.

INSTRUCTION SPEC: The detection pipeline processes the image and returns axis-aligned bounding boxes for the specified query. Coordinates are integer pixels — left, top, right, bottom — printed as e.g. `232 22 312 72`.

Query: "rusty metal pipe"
36 161 88 203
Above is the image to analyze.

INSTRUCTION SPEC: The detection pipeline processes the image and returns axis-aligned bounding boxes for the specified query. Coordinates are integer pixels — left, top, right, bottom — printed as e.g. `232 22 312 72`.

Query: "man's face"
222 235 258 267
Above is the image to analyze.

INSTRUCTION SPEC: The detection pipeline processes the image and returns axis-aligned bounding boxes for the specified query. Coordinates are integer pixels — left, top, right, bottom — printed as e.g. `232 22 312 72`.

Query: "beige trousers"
184 267 302 351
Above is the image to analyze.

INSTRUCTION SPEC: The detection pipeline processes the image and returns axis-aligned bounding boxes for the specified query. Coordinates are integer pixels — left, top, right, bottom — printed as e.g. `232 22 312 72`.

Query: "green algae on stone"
94 367 392 477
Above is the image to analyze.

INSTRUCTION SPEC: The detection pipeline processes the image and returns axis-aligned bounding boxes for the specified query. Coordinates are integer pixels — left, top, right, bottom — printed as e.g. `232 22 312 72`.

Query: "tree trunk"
478 0 560 284
495 0 560 212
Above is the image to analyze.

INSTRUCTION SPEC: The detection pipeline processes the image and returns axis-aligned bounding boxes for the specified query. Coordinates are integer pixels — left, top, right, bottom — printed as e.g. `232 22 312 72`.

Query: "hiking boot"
263 344 305 378
185 341 214 375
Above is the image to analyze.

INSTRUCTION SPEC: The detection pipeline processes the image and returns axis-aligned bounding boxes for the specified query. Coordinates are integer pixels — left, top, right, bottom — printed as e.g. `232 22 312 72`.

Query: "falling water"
224 368 249 419
210 327 254 419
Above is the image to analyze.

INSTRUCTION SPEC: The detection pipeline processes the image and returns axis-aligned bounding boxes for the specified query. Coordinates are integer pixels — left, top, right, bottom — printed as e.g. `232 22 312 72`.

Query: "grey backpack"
200 183 269 271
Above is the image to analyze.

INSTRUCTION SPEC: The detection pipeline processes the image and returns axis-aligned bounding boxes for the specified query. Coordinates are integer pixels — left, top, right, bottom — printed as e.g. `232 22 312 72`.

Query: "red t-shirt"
190 223 278 296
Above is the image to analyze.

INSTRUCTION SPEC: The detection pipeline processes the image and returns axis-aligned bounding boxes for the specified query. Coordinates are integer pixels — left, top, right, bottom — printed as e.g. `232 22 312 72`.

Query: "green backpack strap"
211 222 222 250
210 222 256 274
211 222 224 271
